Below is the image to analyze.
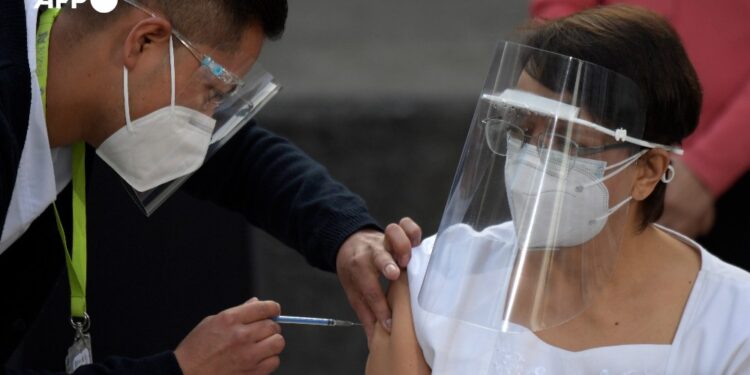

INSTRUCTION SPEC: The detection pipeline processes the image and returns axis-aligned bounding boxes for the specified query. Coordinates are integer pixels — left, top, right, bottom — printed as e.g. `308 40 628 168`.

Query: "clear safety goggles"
122 0 245 111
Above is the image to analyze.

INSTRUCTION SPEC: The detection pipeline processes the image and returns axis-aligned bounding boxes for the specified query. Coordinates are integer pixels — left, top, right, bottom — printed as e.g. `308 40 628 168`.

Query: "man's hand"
336 217 422 341
174 298 285 375
659 158 716 238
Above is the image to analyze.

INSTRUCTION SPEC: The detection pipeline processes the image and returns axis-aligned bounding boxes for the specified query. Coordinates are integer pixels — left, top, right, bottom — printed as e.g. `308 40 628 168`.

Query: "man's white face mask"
96 36 217 192
504 137 651 248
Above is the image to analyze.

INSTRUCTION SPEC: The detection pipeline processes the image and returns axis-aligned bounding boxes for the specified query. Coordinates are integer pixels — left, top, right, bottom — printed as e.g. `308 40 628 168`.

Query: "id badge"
65 331 93 374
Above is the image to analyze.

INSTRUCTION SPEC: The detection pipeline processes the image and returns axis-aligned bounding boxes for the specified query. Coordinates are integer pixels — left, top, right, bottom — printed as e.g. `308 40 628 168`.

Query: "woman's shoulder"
700 248 750 289
686 246 750 327
669 245 750 373
406 222 516 293
406 223 515 373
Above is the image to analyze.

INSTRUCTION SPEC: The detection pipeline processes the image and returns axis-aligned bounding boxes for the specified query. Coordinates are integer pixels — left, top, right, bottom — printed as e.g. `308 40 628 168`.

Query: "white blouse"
408 224 750 374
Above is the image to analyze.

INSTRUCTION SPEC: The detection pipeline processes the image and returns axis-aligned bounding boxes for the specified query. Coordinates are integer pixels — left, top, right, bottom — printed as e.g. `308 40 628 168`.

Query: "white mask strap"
591 196 633 224
123 66 133 131
122 37 176 130
582 149 648 188
604 148 648 172
169 35 176 108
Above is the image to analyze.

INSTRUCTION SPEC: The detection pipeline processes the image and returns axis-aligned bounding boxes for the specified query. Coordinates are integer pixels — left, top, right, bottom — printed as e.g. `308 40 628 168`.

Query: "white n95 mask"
97 36 217 192
504 138 647 248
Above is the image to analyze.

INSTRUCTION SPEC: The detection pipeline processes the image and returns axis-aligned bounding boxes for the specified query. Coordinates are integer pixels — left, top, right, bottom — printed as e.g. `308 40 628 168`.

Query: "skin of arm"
365 273 431 375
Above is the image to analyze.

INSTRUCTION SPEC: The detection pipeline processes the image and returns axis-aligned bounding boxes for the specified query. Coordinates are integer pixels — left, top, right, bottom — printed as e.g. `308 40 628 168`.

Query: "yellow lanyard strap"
36 7 59 110
53 144 88 319
37 8 89 320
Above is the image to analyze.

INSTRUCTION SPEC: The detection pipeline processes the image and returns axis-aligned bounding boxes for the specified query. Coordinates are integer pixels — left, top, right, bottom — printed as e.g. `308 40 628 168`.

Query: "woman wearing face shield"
366 5 750 374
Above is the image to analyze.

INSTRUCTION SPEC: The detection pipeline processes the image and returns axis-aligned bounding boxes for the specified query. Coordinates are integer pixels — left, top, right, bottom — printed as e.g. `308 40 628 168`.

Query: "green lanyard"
37 8 89 321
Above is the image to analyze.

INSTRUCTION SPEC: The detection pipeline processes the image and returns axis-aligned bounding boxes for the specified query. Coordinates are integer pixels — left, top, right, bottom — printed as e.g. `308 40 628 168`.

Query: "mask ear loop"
587 149 644 224
168 35 176 110
603 149 649 173
123 67 133 131
122 36 176 129
590 196 633 225
661 164 676 183
579 149 649 189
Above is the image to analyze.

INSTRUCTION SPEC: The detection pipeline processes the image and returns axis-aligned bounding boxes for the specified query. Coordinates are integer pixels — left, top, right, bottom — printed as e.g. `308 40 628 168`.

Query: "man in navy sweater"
0 0 420 373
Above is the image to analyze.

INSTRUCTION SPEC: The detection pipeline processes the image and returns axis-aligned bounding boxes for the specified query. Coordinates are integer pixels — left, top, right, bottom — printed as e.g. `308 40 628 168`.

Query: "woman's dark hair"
521 5 702 229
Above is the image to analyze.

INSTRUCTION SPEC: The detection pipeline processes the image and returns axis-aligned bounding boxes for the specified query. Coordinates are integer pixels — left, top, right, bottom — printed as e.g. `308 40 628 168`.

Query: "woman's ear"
632 149 670 201
122 16 172 70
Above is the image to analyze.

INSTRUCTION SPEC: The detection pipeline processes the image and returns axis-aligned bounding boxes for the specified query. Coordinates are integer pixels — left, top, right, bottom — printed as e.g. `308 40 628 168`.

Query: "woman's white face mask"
504 138 651 248
96 36 217 192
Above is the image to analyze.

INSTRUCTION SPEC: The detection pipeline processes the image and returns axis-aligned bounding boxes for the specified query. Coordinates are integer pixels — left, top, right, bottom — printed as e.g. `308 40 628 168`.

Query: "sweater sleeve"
681 79 750 197
530 0 600 20
183 121 381 272
6 351 182 375
0 0 32 245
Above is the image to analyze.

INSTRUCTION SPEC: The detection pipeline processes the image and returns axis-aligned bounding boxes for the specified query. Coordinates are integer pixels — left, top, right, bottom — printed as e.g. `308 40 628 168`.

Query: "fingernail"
382 319 392 332
385 264 399 277
250 297 259 302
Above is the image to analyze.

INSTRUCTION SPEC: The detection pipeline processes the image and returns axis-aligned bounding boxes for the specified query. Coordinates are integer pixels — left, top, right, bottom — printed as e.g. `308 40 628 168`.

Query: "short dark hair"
67 0 288 47
521 5 702 229
143 0 288 43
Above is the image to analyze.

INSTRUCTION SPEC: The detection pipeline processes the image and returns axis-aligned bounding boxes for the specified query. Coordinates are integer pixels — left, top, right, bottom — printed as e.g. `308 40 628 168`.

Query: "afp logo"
34 0 119 14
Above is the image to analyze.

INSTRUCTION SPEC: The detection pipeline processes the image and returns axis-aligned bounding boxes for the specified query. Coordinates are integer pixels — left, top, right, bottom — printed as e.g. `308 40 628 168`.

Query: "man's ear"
632 149 670 201
122 17 172 70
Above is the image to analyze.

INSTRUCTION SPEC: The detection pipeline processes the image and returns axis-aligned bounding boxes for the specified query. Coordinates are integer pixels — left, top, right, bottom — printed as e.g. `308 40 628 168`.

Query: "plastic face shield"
417 42 649 340
117 0 282 215
127 63 280 216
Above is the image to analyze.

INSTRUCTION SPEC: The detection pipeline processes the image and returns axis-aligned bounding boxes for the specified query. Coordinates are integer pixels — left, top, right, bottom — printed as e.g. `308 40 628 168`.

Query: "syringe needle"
272 315 360 327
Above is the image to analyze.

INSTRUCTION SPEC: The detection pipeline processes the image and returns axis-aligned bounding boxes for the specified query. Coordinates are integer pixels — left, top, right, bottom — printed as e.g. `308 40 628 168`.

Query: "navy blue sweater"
0 1 379 373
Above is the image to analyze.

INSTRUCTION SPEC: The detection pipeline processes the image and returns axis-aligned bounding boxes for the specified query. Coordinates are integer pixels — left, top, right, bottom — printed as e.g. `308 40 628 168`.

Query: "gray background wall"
253 1 528 373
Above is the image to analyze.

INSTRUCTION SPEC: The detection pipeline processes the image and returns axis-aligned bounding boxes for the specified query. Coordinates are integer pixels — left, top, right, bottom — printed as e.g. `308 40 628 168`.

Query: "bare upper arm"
365 272 431 375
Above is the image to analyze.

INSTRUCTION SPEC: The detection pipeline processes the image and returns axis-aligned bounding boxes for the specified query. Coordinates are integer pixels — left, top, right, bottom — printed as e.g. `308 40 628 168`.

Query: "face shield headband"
482 89 683 155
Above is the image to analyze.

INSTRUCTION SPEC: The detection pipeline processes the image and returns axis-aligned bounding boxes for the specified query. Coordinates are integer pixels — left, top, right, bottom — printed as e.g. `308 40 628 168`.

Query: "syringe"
272 315 361 327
